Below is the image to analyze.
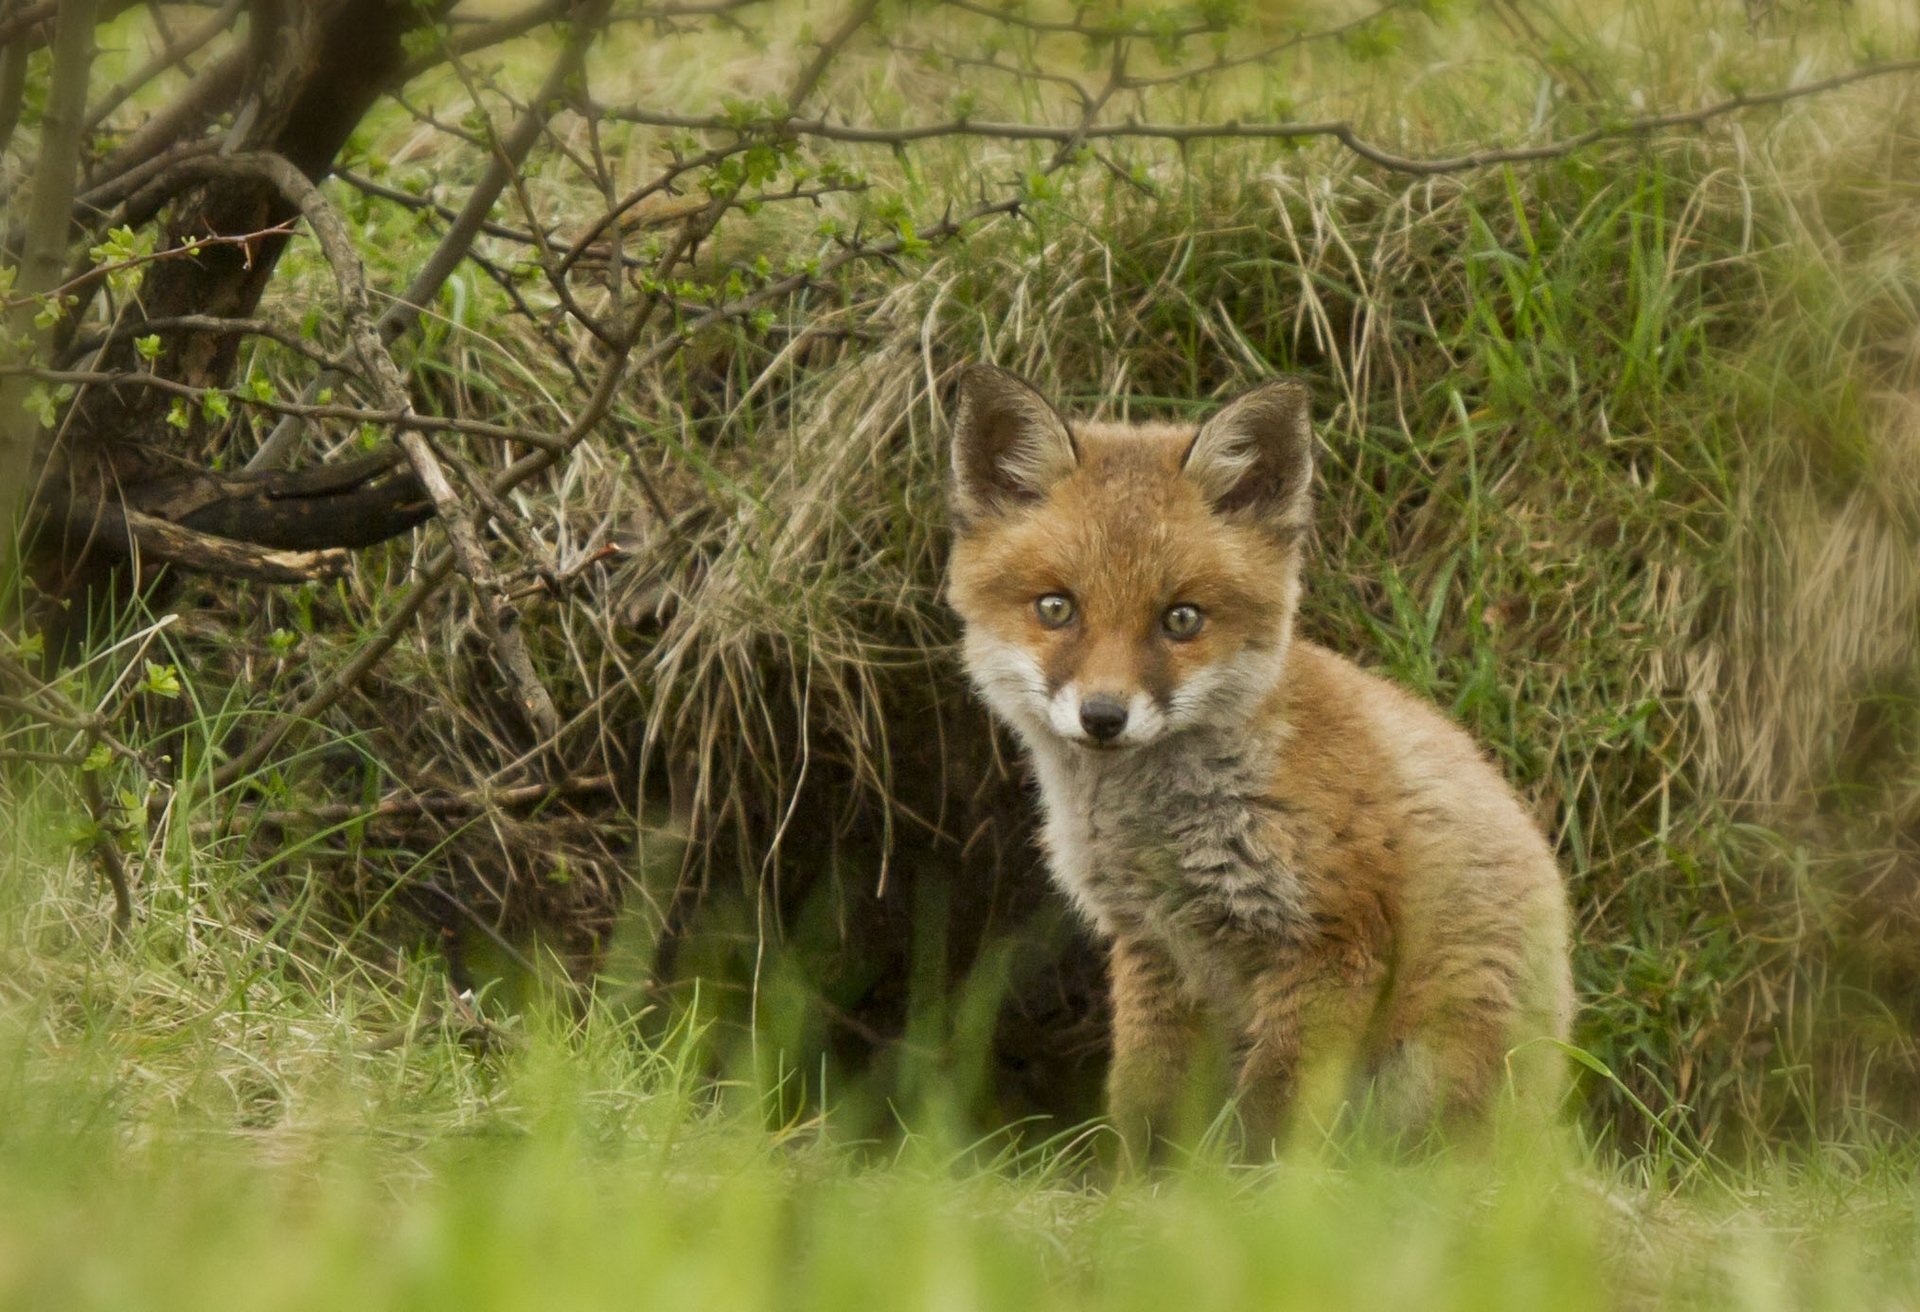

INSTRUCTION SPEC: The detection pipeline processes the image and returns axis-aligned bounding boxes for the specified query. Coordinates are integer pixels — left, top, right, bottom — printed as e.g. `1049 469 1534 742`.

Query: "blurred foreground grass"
4 805 1919 1312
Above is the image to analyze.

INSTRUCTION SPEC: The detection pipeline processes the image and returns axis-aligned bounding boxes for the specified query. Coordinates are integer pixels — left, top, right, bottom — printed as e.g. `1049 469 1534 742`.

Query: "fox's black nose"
1079 695 1129 742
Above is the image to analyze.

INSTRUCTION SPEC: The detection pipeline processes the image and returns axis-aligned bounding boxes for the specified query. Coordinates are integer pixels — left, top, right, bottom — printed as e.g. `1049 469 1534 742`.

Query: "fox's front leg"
1234 963 1382 1157
1106 935 1209 1170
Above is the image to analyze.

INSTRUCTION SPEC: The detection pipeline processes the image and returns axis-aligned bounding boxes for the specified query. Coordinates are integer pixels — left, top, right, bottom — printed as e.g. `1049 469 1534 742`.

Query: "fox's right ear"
948 365 1077 525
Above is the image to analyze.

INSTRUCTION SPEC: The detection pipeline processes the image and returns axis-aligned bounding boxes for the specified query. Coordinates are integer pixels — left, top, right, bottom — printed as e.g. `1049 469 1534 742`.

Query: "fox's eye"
1034 593 1076 628
1162 603 1205 640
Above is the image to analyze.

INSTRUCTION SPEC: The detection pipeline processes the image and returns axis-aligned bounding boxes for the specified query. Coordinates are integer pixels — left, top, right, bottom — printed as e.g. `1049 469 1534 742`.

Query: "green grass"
6 0 1920 1303
4 808 1920 1312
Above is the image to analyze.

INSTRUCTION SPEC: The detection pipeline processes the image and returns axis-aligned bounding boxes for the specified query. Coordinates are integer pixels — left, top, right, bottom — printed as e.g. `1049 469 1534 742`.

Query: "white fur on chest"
1020 730 1304 967
1024 738 1112 928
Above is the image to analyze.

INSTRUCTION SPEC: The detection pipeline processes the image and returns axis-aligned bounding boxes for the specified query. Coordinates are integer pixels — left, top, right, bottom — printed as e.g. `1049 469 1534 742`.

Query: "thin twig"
598 57 1920 176
235 773 618 827
0 221 300 313
3 367 570 451
940 0 1224 41
78 770 135 940
1120 0 1414 91
333 169 556 248
82 47 246 198
61 313 357 374
82 0 243 137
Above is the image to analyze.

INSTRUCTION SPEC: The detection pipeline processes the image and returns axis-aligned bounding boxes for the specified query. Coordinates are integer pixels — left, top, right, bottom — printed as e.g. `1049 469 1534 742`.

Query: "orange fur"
946 367 1573 1164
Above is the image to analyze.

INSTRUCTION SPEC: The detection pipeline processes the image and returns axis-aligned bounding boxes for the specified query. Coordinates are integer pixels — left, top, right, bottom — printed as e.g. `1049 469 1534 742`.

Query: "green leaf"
140 662 182 699
22 382 72 428
64 821 106 852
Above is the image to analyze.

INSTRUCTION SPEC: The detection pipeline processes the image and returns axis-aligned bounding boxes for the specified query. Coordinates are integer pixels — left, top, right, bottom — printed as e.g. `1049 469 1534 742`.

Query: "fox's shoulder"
1271 640 1512 798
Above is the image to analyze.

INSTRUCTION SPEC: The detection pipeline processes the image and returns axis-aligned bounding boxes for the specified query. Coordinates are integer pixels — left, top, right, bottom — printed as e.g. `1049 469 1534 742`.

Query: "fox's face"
946 366 1315 752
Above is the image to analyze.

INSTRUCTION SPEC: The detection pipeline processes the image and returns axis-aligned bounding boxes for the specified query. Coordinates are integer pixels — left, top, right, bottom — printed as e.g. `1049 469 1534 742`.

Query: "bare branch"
1119 1 1415 92
397 0 764 81
211 0 895 789
6 220 300 313
79 769 136 940
788 0 879 109
0 635 159 940
5 366 571 452
61 313 356 374
553 0 877 281
72 444 434 555
211 548 458 790
0 2 55 48
234 773 618 828
398 0 566 82
62 497 351 582
83 48 247 198
938 0 1224 41
82 0 243 138
597 57 1920 176
387 0 609 343
333 168 555 248
0 653 145 766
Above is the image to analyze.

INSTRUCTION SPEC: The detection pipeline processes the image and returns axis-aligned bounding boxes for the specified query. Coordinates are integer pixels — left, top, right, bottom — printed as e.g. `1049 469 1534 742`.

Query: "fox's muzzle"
1078 694 1129 743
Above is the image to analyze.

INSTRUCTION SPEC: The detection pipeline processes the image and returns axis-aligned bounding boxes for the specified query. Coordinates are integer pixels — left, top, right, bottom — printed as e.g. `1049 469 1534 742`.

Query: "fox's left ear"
1183 380 1315 537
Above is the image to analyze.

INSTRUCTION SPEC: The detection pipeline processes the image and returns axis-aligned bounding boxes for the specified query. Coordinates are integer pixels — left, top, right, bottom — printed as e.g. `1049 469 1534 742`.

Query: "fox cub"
945 365 1573 1160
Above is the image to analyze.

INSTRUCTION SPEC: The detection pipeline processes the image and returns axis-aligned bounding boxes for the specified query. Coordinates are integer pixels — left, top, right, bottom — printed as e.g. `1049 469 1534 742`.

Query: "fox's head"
946 365 1315 752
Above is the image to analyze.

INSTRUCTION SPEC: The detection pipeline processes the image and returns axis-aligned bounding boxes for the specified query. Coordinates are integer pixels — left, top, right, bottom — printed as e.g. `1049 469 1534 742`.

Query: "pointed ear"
948 365 1077 525
1183 380 1315 536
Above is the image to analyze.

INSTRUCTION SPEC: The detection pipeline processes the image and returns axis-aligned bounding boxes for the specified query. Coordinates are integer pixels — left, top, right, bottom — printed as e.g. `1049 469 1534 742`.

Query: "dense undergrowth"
196 0 1920 1150
2 2 1919 1299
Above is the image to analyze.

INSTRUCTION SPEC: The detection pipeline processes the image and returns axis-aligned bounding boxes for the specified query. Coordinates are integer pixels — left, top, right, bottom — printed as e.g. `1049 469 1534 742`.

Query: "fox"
944 364 1574 1163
